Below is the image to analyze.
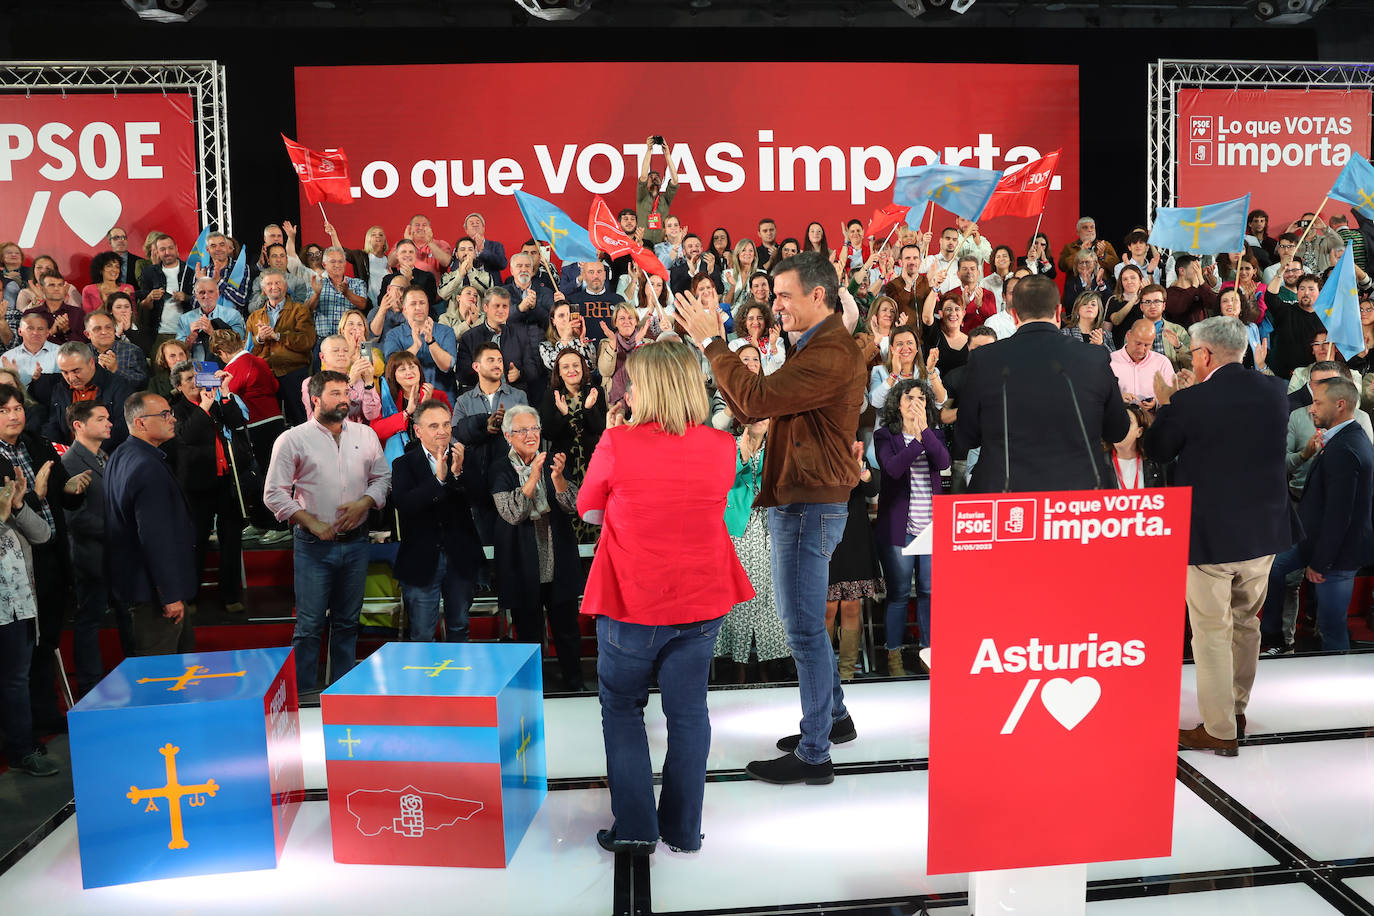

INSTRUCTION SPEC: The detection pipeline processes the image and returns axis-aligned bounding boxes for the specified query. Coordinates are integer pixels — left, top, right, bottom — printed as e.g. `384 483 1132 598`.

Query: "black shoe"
776 714 857 752
596 828 656 856
746 751 834 785
16 751 58 777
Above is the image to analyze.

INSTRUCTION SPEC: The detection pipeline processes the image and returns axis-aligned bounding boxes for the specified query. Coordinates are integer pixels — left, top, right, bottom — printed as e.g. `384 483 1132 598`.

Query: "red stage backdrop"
293 63 1079 265
1176 88 1372 233
0 92 199 282
927 488 1190 875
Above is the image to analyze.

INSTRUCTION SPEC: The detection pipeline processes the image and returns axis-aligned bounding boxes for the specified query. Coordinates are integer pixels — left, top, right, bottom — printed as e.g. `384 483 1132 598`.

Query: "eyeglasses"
139 410 174 422
1188 346 1211 359
1141 298 1165 305
510 426 541 436
108 234 127 241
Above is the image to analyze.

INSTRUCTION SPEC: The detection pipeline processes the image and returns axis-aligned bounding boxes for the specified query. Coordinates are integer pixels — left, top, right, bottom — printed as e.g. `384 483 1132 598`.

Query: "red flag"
281 134 353 206
866 203 912 240
588 196 668 281
980 149 1060 220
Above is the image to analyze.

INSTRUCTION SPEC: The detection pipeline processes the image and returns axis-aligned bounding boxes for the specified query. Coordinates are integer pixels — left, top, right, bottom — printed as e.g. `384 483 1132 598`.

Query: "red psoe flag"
588 195 668 281
281 134 353 206
866 203 912 240
980 149 1061 219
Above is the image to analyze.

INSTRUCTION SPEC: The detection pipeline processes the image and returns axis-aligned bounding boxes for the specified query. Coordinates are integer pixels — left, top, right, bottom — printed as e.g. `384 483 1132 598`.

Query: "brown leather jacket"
707 312 867 507
245 298 317 377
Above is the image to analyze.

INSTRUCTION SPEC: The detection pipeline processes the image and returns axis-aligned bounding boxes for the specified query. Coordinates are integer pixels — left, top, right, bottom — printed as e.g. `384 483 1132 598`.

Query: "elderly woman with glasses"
490 403 586 692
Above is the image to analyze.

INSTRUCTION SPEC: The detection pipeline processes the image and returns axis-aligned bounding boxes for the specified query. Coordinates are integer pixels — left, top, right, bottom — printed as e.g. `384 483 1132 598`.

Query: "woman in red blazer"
578 339 753 858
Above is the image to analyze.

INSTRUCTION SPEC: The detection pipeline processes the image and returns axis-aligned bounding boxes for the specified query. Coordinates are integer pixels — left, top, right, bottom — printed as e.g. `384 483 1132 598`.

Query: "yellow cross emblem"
538 216 569 256
136 665 247 692
516 716 533 785
127 743 218 850
402 659 472 677
338 727 362 759
930 177 961 201
1180 207 1218 249
1356 188 1374 213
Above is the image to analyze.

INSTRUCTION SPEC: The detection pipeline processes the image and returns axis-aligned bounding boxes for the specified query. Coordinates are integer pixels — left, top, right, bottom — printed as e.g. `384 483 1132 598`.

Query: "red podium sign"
927 488 1191 875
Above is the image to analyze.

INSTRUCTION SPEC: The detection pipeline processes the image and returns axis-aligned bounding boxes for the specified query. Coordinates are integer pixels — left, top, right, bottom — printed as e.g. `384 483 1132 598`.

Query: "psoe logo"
952 500 994 543
995 499 1037 542
1190 116 1213 139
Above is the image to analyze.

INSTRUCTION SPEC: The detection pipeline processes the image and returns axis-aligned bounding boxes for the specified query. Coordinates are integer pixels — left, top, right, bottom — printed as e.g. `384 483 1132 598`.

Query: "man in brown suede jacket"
676 250 867 786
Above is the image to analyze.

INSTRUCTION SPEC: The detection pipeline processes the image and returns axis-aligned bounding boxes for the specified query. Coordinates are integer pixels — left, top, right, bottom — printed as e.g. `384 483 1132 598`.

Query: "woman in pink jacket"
578 339 753 858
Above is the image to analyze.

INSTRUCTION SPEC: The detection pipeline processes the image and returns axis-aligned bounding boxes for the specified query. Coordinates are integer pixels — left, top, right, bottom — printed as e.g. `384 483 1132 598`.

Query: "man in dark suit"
1262 375 1374 653
1144 316 1298 756
0 382 92 733
60 401 114 695
392 400 486 642
43 342 133 448
455 288 542 401
105 392 198 656
956 275 1130 492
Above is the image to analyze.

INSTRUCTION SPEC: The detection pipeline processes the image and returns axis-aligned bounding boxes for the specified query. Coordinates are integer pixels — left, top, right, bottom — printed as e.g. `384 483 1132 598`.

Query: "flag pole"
1293 196 1329 251
318 201 329 225
878 222 899 252
222 425 248 519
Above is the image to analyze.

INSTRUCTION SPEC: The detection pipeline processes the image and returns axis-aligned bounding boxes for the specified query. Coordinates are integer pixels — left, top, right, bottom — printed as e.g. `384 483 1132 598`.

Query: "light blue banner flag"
892 160 1003 223
1148 194 1249 253
1315 242 1363 361
512 189 600 264
225 245 248 293
1330 153 1374 222
183 226 213 274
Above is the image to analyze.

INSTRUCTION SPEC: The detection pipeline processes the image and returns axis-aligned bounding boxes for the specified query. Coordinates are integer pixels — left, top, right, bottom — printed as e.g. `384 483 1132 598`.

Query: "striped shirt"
904 433 933 538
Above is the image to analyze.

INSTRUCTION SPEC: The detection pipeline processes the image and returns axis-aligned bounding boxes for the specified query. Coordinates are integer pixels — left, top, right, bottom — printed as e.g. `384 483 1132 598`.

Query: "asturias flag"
1148 194 1249 253
183 226 212 275
1330 152 1374 222
980 149 1060 220
1315 242 1364 360
893 159 1004 223
588 196 668 281
513 189 600 264
226 245 248 294
281 135 353 206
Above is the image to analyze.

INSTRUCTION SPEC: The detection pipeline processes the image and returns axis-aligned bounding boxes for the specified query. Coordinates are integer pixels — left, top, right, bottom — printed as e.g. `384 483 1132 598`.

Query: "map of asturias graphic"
346 785 484 838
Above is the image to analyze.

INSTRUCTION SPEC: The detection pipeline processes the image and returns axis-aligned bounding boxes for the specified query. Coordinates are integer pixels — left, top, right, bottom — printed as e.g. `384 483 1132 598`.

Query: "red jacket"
221 351 281 423
578 422 753 625
960 287 998 334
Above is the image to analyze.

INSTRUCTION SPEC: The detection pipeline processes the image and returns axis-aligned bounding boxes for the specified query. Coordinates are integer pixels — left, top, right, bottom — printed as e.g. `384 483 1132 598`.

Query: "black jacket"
489 457 583 610
456 322 543 401
59 440 106 579
0 429 83 576
1296 420 1374 574
43 365 134 449
1264 289 1327 381
104 436 198 606
390 445 486 586
1144 362 1299 565
168 391 251 495
955 322 1130 493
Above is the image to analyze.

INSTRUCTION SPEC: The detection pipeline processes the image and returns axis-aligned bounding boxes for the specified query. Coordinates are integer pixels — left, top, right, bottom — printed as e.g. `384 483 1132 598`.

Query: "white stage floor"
9 653 1374 915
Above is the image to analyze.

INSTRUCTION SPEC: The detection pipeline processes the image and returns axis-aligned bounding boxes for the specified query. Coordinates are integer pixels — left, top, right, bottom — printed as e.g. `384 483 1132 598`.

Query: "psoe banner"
0 92 200 282
293 62 1079 263
927 488 1190 875
1176 88 1371 233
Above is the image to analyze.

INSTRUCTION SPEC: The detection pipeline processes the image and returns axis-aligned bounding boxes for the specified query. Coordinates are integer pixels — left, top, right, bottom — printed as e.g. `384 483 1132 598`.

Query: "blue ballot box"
322 641 546 867
68 648 303 889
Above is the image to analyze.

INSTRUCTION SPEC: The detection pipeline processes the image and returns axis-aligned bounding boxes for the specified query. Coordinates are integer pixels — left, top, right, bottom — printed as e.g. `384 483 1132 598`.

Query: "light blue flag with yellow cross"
893 158 1003 223
1148 194 1249 254
1330 153 1374 222
1315 242 1363 361
512 189 600 264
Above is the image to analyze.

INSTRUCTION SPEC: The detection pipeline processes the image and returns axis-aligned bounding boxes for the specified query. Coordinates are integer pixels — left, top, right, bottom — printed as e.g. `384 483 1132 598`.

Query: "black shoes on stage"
746 751 835 785
774 714 857 753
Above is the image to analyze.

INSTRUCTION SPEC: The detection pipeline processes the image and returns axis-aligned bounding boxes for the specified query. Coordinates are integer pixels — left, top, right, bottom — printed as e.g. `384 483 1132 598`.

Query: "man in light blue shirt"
179 277 247 363
1 312 59 384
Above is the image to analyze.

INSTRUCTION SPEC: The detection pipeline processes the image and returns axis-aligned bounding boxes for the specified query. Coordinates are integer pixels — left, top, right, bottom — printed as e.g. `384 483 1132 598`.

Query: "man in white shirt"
1 313 59 384
953 217 992 266
137 234 190 338
922 227 962 293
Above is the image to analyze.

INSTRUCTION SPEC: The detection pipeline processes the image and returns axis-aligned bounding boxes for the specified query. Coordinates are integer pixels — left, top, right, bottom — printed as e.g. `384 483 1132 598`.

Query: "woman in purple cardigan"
873 378 950 675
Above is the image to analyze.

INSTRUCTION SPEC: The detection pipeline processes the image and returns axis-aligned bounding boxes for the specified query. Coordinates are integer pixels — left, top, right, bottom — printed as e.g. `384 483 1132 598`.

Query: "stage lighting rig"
891 0 976 17
1250 0 1328 23
122 0 207 22
511 0 593 20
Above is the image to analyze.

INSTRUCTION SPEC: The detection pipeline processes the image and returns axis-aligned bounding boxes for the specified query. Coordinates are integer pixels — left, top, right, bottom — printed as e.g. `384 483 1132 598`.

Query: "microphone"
1051 360 1103 490
1001 366 1012 493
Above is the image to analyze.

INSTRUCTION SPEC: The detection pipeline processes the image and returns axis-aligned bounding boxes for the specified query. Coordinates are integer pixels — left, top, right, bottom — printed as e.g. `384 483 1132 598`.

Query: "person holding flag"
188 231 248 316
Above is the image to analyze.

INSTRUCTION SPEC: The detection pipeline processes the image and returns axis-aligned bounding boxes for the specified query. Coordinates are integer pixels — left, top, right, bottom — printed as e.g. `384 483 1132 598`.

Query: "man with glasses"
1262 234 1302 284
179 277 247 364
1265 268 1327 381
263 371 390 694
105 227 135 285
106 391 198 656
43 341 133 448
1139 284 1191 371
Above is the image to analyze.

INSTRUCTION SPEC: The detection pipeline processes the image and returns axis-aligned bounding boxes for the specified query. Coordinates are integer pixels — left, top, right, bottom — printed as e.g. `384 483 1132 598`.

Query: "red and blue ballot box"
321 642 546 868
68 648 303 889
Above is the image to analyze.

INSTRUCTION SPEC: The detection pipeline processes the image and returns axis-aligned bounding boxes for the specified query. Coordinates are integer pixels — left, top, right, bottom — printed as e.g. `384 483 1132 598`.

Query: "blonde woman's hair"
625 339 710 436
866 295 898 334
1069 291 1105 331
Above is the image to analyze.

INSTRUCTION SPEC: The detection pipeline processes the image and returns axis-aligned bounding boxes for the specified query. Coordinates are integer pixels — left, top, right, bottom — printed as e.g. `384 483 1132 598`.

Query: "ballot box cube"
68 647 303 889
322 642 546 868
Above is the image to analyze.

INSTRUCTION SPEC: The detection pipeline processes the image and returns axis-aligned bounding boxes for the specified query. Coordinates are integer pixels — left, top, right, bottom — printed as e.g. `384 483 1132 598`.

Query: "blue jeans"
292 531 370 690
768 502 849 765
878 544 932 650
402 552 476 642
0 618 34 763
1263 546 1355 651
596 614 724 850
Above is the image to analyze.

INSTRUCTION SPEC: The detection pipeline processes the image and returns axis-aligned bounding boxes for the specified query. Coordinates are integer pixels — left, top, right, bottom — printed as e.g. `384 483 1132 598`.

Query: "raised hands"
486 405 507 435
550 452 567 488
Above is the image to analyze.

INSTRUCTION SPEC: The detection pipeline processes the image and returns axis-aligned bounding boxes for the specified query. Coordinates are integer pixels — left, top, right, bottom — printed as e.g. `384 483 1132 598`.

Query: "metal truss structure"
0 61 231 235
1148 60 1374 227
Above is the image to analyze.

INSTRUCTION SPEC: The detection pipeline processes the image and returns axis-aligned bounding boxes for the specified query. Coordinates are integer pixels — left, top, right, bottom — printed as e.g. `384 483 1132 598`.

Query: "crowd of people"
2 140 1372 785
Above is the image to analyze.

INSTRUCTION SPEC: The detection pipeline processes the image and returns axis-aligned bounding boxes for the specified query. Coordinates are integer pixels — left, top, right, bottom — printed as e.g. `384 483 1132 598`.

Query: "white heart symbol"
58 190 122 247
1039 676 1101 731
